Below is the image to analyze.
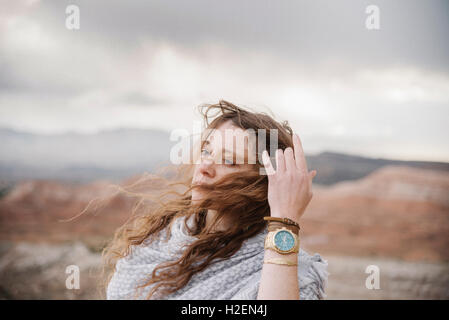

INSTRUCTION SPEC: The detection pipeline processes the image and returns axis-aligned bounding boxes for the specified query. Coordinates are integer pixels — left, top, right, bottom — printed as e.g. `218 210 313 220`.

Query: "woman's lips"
193 178 209 185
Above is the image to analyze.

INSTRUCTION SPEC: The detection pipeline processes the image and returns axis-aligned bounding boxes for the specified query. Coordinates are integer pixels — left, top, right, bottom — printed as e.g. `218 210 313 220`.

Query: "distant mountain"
0 127 448 186
307 151 449 185
0 127 174 184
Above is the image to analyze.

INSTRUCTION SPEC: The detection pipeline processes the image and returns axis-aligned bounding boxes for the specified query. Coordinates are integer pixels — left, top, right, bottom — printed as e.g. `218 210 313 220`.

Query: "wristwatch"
264 226 300 254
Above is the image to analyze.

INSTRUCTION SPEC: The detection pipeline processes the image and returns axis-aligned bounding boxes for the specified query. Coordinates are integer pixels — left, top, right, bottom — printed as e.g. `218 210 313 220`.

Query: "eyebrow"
203 140 249 163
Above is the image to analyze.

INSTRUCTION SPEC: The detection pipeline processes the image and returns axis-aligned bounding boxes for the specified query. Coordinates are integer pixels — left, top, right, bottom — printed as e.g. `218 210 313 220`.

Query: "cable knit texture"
107 215 329 300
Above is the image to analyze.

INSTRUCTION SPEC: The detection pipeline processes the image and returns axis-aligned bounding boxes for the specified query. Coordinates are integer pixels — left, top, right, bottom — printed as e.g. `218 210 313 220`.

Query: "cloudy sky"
1 0 448 162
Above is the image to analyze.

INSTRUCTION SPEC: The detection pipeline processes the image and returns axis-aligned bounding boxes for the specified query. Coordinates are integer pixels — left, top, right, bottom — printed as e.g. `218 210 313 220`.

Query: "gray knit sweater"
107 215 329 300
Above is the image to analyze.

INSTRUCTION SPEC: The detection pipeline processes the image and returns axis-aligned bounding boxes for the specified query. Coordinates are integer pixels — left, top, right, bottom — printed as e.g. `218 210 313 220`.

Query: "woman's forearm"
257 248 299 300
258 134 315 300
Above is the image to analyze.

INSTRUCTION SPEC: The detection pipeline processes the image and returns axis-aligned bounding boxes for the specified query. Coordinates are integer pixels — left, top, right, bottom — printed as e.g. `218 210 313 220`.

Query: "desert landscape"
1 164 448 299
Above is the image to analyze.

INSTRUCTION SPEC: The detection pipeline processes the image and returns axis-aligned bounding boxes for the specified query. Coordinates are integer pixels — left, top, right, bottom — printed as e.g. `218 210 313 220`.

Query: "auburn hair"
100 100 295 299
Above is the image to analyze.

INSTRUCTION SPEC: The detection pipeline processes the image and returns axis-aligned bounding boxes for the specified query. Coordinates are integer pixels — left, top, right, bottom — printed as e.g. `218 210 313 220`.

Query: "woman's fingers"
275 149 286 173
262 150 276 176
293 133 308 172
283 147 296 172
309 170 317 184
263 134 315 178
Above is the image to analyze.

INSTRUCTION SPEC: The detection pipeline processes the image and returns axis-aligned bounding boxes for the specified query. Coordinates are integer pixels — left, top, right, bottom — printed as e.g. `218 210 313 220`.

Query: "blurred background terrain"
0 128 448 299
1 0 448 300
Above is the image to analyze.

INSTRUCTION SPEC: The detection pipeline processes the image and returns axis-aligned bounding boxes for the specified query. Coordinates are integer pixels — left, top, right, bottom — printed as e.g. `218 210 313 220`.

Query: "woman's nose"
198 158 216 178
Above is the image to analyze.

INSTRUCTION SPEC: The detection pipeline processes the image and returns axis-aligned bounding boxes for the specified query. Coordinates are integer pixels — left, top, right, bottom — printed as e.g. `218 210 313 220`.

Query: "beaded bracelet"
263 216 300 230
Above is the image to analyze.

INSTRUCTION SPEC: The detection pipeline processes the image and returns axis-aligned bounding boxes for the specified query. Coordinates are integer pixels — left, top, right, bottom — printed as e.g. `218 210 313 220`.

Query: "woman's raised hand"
262 133 317 225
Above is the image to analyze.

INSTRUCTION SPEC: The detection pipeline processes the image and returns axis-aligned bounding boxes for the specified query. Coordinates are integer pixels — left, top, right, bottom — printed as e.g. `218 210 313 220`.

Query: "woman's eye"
201 149 236 166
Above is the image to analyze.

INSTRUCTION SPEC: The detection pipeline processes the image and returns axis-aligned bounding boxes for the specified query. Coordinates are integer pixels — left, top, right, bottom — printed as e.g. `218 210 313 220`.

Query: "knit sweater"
107 215 329 300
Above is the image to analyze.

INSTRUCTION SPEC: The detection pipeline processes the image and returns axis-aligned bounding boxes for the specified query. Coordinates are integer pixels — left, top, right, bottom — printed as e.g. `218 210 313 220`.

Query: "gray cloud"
115 91 168 107
2 0 448 96
31 0 449 72
0 0 448 161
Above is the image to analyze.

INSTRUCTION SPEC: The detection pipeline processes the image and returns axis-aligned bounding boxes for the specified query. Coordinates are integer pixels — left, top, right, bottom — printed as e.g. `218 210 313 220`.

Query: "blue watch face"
274 230 295 251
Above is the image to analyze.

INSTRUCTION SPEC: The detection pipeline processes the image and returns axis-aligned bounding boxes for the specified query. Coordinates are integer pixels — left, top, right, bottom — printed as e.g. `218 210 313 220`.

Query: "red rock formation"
1 165 448 262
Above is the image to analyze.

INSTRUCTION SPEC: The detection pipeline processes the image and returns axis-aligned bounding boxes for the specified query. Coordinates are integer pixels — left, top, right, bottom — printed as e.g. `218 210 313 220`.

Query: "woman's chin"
191 191 203 204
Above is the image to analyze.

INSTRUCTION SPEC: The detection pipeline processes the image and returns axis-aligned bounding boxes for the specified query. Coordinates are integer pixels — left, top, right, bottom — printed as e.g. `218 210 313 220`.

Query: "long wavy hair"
100 100 295 299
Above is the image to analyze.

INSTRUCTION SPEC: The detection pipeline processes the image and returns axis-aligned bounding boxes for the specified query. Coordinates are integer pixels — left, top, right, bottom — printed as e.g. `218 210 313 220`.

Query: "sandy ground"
323 254 449 299
1 241 448 300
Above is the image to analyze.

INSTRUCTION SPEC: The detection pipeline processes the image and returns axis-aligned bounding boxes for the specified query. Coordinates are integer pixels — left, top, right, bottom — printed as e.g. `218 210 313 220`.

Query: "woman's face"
191 120 256 203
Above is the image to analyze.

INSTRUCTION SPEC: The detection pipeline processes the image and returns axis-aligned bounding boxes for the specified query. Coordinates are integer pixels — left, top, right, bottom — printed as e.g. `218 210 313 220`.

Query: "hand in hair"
261 133 317 225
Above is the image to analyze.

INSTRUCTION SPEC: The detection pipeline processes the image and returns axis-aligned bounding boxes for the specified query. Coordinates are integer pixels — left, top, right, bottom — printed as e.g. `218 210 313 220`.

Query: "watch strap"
267 221 299 235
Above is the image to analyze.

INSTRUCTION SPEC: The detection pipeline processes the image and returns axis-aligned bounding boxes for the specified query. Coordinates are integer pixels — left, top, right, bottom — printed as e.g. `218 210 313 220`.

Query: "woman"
104 100 328 300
